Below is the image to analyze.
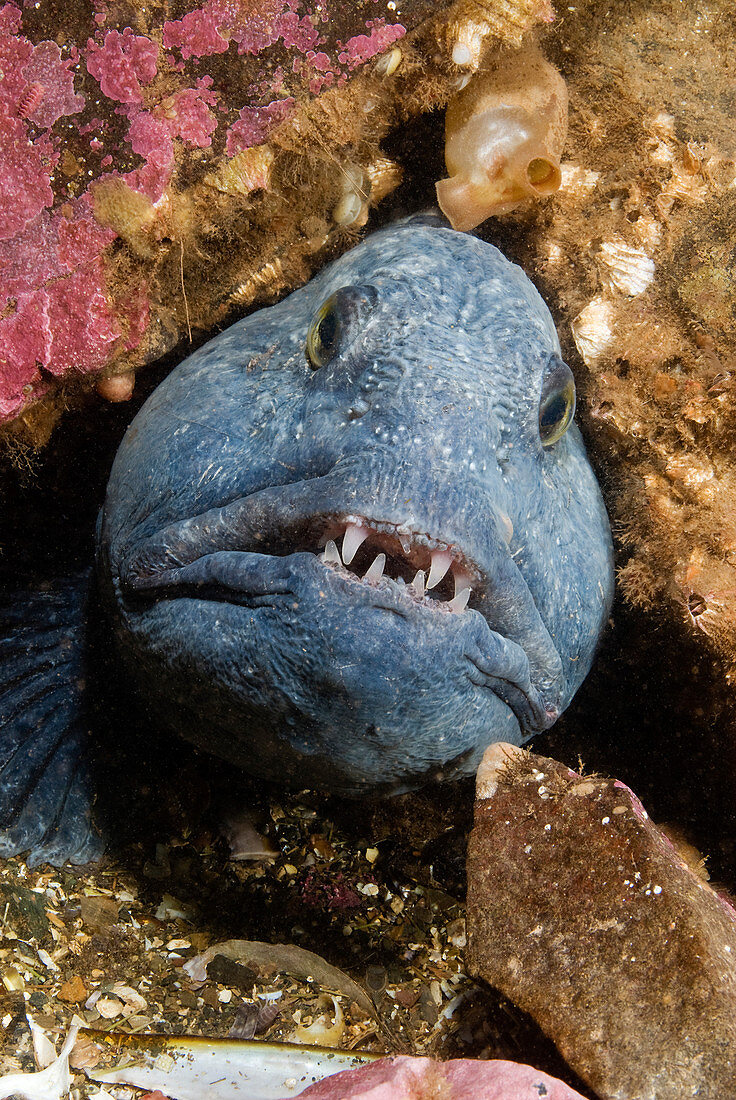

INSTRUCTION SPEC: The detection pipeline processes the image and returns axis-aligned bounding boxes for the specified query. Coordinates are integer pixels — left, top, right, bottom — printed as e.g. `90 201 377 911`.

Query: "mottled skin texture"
98 221 613 795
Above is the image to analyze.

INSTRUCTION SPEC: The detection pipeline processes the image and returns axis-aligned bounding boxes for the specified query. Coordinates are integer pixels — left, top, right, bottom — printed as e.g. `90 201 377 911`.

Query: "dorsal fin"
0 571 103 867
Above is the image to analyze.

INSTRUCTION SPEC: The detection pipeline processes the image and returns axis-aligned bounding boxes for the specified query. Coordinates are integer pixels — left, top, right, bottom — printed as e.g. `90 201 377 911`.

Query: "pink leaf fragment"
86 28 158 105
291 1055 587 1099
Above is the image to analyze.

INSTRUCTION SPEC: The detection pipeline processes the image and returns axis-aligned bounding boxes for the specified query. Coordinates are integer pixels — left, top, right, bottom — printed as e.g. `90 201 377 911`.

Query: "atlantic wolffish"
0 218 614 866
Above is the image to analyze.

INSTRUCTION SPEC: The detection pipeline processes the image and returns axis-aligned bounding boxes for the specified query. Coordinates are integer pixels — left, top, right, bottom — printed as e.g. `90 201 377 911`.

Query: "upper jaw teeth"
320 519 474 613
427 549 452 590
342 521 370 564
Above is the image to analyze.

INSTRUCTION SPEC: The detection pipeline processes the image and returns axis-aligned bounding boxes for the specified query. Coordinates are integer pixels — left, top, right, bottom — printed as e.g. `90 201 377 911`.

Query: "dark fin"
0 571 103 867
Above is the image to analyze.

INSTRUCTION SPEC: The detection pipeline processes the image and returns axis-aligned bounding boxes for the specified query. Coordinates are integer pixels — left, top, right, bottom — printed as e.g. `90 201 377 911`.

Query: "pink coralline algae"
0 202 121 417
21 41 84 127
127 111 175 171
0 256 123 420
0 117 56 240
225 97 295 156
44 258 122 377
86 28 158 104
162 78 218 147
162 5 229 60
0 0 482 426
0 29 33 116
0 1 20 34
163 0 320 61
338 22 406 70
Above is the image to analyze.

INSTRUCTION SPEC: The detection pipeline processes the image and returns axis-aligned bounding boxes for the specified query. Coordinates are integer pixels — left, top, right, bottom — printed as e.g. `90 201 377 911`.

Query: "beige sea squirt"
437 43 568 230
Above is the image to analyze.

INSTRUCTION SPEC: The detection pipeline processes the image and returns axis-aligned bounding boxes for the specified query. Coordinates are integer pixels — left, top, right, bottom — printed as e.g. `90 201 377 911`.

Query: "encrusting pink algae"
0 0 409 422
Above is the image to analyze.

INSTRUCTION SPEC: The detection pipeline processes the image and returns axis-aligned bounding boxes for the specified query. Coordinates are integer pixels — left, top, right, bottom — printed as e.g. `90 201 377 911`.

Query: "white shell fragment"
84 1031 377 1100
0 1020 79 1100
571 297 617 367
374 46 401 76
598 238 655 297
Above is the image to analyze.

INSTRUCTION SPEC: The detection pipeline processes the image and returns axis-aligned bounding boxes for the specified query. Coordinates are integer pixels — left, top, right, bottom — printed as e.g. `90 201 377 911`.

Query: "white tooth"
410 570 426 597
453 569 472 598
363 553 386 583
399 533 411 554
448 587 471 613
342 522 370 564
427 550 453 590
322 539 342 566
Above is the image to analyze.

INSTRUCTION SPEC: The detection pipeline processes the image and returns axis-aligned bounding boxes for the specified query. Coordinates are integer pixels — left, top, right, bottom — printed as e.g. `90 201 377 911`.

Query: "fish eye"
306 294 342 369
538 359 576 447
305 285 378 371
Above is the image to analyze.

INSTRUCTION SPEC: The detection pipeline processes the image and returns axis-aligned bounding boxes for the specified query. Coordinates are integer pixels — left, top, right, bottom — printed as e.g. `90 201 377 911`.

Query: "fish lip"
122 544 552 734
122 504 485 608
116 472 562 732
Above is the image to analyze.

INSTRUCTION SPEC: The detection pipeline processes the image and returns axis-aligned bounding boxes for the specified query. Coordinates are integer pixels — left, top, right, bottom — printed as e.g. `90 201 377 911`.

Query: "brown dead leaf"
184 940 374 1015
58 975 87 1003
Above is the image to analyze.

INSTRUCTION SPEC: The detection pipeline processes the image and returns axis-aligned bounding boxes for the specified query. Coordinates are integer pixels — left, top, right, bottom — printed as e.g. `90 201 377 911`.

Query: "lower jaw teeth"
320 532 471 612
447 587 471 613
363 552 386 583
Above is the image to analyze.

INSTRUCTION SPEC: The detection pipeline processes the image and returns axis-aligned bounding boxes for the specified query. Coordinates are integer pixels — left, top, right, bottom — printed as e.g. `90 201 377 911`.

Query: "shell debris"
598 238 655 298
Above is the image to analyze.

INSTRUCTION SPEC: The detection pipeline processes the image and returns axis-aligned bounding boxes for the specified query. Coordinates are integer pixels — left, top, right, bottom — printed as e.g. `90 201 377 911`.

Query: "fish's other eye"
539 359 576 447
305 284 378 371
306 294 341 369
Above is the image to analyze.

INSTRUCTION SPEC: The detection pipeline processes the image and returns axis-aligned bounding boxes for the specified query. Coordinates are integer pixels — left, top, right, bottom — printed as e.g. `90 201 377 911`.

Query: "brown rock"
57 974 87 1003
466 744 736 1099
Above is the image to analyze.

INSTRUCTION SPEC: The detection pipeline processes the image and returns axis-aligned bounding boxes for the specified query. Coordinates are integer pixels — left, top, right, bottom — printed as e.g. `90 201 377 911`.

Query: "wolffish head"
98 222 613 794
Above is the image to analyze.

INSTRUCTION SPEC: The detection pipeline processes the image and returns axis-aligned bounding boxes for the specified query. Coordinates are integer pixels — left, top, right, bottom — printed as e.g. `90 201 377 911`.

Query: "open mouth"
119 483 558 733
317 515 476 614
124 509 480 617
121 473 485 619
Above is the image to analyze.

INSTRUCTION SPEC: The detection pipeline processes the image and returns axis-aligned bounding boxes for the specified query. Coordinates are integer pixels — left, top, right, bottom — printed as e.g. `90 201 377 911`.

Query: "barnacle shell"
374 46 402 77
332 164 370 228
449 18 490 69
436 44 568 230
598 238 655 297
443 0 555 65
571 297 617 368
365 155 403 204
205 146 274 198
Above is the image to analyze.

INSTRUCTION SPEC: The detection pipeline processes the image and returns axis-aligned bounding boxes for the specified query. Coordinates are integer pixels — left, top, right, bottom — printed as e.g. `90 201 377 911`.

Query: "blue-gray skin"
97 220 614 795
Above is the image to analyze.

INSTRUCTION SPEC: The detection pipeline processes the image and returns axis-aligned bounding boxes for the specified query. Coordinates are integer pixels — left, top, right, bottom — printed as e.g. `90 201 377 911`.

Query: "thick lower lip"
123 496 485 617
121 544 554 734
117 473 563 732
